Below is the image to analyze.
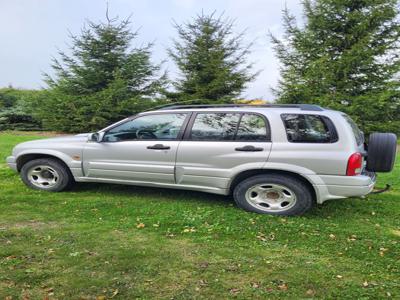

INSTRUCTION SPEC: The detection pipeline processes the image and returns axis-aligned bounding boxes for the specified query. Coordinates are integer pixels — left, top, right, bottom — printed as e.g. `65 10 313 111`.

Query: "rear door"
175 112 272 191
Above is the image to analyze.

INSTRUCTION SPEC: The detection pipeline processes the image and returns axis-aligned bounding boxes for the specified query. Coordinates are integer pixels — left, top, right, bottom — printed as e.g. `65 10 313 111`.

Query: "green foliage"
36 17 167 132
0 88 42 131
271 0 400 135
168 12 258 103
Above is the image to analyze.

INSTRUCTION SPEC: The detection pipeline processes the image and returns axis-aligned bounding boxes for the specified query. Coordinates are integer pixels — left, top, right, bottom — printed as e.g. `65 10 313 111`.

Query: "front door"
82 112 189 184
176 112 272 191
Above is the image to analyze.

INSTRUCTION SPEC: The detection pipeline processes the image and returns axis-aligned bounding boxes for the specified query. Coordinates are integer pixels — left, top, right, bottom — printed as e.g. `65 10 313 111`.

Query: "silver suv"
6 104 397 216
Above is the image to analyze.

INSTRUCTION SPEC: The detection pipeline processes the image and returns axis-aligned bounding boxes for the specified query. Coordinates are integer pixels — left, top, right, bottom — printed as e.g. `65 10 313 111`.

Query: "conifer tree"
271 0 400 134
38 16 166 132
168 12 258 103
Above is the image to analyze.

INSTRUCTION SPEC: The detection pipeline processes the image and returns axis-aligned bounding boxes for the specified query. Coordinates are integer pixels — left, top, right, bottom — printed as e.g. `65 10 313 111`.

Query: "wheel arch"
16 153 71 172
228 169 317 202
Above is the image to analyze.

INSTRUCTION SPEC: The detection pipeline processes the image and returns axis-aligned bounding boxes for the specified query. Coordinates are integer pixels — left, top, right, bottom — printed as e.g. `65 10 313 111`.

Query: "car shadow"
68 182 384 218
70 182 233 207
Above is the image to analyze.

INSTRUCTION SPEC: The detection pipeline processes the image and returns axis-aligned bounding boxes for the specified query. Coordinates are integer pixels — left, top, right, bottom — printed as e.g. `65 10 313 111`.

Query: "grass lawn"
0 131 399 299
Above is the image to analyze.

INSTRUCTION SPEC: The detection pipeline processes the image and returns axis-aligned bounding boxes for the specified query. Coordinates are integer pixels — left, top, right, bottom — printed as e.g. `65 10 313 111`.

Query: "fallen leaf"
306 289 315 296
391 229 400 237
111 289 119 298
348 235 357 241
136 223 145 229
256 232 267 241
199 279 207 286
229 288 241 295
199 262 209 269
278 283 288 291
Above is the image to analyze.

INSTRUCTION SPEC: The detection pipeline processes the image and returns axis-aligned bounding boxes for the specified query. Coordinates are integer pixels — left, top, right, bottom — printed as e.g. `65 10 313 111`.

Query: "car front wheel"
233 174 314 216
20 158 73 192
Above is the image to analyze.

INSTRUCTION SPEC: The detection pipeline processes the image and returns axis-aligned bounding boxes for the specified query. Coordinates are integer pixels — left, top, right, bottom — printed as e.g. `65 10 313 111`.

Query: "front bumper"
6 156 17 171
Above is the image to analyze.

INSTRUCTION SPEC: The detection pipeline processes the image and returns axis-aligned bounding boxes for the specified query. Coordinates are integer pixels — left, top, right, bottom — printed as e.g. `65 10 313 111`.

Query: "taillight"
346 153 362 176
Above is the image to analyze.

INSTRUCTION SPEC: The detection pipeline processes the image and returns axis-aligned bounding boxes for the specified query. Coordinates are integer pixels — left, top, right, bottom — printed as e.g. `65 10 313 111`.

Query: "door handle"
147 144 171 150
235 145 263 152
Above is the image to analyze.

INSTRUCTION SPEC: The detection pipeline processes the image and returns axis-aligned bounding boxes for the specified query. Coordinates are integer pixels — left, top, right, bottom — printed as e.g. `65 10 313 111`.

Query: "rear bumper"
310 172 376 203
6 156 17 171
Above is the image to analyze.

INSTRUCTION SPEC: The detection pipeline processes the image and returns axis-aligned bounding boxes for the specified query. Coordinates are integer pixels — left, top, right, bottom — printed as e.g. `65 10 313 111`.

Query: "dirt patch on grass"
0 220 60 230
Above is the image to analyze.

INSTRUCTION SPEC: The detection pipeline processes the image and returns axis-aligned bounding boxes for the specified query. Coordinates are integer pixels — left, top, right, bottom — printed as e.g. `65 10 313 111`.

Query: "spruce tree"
168 12 258 103
38 16 166 132
271 0 400 134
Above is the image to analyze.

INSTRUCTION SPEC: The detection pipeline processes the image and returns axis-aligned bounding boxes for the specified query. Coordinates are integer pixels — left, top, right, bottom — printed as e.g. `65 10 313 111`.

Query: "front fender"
14 149 83 179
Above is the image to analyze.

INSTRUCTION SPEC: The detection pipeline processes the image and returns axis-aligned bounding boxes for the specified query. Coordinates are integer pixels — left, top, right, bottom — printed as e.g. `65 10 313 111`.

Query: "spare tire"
366 132 397 172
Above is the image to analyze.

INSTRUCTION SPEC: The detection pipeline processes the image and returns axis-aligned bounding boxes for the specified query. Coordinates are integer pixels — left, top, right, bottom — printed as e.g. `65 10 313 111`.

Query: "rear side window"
281 114 338 143
188 113 270 141
190 113 240 140
236 114 269 141
342 114 364 145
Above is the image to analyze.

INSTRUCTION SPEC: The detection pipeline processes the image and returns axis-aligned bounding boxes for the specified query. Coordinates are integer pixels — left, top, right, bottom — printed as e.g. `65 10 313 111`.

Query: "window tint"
236 114 268 141
342 114 364 145
281 114 337 143
103 113 187 142
190 113 240 141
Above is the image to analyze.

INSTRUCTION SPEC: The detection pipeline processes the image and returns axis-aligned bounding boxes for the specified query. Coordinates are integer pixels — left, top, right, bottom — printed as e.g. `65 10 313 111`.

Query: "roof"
154 103 324 112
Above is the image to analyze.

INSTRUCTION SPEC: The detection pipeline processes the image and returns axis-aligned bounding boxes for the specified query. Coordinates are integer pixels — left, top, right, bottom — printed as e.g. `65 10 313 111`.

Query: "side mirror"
88 132 104 142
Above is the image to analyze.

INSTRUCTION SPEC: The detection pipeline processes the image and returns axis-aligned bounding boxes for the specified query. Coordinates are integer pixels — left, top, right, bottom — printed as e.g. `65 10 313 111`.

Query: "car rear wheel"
20 158 73 192
233 174 314 216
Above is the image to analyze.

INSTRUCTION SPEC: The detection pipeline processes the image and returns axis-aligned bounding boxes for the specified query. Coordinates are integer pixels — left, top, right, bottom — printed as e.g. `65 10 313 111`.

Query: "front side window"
281 114 338 143
103 113 187 142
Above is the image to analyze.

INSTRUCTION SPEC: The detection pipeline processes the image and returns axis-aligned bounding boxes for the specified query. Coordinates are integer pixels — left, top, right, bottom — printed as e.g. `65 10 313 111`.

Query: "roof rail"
156 103 324 111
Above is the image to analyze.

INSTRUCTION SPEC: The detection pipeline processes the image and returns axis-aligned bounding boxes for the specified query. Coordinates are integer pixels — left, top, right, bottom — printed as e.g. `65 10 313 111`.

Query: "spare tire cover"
366 132 397 172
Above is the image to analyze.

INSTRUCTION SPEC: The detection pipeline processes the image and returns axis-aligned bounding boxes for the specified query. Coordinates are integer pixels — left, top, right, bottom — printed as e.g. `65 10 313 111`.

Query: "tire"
366 132 397 172
20 158 74 192
233 174 314 216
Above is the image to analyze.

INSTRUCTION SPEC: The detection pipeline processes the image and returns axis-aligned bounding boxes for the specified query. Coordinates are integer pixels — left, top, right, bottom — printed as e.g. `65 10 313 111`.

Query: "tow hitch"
371 184 391 194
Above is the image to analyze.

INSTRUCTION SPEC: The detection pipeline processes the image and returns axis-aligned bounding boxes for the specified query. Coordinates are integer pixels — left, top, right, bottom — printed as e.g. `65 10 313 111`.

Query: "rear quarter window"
342 114 364 145
281 114 338 143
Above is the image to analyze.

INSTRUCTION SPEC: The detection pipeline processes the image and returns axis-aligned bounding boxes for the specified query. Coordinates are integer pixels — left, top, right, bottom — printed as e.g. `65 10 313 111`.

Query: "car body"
6 104 396 215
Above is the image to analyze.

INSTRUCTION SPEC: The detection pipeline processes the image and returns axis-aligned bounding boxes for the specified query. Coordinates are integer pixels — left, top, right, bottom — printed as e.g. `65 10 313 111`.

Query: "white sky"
0 0 303 100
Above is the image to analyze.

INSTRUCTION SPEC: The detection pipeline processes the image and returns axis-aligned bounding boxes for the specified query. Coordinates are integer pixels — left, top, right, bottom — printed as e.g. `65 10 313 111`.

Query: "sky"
0 0 303 100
